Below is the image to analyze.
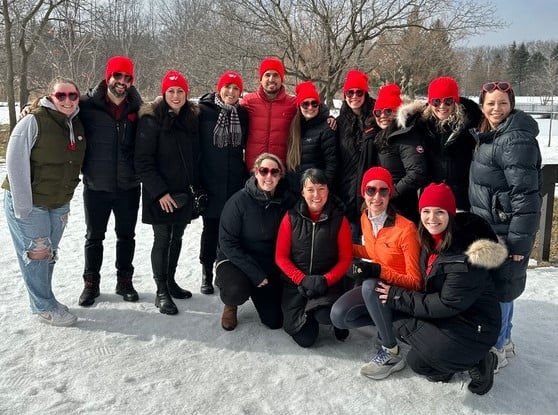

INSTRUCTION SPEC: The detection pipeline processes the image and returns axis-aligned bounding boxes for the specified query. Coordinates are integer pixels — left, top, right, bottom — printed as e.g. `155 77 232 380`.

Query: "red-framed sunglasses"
482 82 512 93
257 167 281 177
53 92 79 102
373 108 394 118
430 97 455 107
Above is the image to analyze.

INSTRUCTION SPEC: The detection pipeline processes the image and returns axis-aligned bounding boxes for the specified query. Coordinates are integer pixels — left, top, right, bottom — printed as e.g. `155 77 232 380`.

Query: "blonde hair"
252 152 286 177
424 101 465 133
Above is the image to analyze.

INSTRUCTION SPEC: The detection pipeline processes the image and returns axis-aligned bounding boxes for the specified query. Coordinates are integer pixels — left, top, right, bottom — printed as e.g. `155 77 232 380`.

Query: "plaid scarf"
213 95 242 148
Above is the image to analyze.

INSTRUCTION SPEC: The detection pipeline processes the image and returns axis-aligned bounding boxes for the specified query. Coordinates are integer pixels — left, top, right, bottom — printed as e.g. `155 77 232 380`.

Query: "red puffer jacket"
241 85 297 170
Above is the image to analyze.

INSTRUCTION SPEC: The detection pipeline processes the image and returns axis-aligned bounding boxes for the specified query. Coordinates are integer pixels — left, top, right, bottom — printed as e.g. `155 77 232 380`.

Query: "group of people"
4 54 542 396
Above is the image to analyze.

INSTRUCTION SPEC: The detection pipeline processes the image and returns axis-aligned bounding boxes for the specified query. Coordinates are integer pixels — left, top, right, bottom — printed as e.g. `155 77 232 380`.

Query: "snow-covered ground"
0 106 557 414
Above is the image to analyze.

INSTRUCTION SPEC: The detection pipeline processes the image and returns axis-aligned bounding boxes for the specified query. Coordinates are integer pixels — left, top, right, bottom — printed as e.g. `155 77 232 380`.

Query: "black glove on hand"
347 260 381 286
299 274 327 299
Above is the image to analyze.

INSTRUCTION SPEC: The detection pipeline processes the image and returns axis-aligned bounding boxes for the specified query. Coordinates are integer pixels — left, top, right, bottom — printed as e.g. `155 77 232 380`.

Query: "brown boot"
221 305 238 331
79 273 100 307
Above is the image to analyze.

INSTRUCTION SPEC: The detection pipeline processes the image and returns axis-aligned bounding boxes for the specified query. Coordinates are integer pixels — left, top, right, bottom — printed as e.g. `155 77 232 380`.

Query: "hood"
495 109 540 137
397 100 426 128
39 96 80 120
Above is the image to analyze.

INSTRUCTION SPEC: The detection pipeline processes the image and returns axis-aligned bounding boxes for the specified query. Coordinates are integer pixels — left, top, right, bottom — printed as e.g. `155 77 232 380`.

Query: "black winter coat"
387 212 507 373
80 81 142 191
135 100 200 224
216 176 296 286
469 109 542 301
286 105 337 192
198 92 248 219
334 95 376 223
387 212 507 372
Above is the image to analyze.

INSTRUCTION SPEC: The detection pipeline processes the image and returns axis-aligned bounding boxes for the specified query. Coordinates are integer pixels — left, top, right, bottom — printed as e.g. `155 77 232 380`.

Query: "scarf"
213 95 242 148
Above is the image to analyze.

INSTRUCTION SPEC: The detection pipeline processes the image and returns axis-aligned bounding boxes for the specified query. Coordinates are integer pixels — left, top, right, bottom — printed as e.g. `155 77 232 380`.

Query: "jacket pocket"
491 191 512 223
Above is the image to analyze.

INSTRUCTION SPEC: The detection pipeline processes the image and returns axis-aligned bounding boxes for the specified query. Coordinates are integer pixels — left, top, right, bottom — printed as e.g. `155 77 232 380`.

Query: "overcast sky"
460 0 558 47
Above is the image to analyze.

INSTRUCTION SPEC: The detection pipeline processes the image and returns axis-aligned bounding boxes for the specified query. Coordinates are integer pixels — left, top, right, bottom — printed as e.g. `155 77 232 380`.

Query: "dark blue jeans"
83 186 140 276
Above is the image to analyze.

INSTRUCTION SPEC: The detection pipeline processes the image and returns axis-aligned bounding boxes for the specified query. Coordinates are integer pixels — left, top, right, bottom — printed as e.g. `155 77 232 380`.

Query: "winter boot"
200 264 214 295
154 276 178 315
221 305 238 331
468 351 497 395
167 272 192 299
78 273 100 307
115 271 139 302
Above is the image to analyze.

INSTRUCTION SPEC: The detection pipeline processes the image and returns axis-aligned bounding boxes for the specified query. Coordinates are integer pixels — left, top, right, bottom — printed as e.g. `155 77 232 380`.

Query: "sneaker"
360 346 406 380
55 301 69 312
491 346 508 373
37 308 77 327
503 339 516 358
468 351 497 395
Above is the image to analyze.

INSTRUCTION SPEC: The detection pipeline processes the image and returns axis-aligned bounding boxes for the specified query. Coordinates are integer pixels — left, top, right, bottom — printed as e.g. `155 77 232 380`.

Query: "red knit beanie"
427 76 460 104
259 58 285 81
419 183 456 216
217 70 244 94
295 81 320 106
360 167 394 198
105 55 134 84
161 70 189 96
343 70 369 94
374 83 402 111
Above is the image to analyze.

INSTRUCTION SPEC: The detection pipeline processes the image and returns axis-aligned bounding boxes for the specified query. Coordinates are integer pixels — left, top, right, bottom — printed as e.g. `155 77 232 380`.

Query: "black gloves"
347 260 381 287
297 274 328 299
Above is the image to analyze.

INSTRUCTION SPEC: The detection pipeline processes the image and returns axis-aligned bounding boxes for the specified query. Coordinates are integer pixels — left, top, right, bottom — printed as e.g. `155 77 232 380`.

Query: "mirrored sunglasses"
482 82 511 93
430 97 455 107
301 100 319 109
257 167 281 177
346 89 364 98
365 186 390 197
112 72 132 83
373 108 394 118
53 92 79 102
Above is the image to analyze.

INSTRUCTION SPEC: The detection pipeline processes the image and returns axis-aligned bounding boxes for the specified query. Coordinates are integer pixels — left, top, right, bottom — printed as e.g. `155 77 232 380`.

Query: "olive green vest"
2 106 86 208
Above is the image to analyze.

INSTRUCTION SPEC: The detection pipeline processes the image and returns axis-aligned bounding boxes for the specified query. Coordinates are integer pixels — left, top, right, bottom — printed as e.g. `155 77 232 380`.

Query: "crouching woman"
275 168 352 347
376 183 506 395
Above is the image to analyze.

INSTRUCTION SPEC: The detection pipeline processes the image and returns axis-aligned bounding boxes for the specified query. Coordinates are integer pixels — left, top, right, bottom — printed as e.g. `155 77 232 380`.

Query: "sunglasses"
112 72 132 83
346 89 365 98
482 81 511 93
301 100 319 109
53 92 79 102
373 108 394 118
365 186 390 197
257 166 281 177
430 97 455 107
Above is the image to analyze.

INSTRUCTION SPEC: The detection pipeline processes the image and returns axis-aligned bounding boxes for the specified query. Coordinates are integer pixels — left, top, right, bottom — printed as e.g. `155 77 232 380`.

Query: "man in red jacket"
241 58 297 170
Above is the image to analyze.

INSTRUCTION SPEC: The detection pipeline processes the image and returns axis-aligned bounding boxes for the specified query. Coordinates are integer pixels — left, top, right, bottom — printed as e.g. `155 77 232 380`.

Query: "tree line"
1 0 557 130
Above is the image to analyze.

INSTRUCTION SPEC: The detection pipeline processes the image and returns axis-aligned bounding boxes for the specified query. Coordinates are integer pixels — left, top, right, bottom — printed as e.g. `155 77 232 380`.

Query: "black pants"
199 217 219 266
151 222 187 278
83 186 140 276
215 261 283 329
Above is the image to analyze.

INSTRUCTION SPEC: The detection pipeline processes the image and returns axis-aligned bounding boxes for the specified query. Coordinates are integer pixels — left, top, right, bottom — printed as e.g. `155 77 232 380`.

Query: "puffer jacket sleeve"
392 136 429 199
320 127 337 185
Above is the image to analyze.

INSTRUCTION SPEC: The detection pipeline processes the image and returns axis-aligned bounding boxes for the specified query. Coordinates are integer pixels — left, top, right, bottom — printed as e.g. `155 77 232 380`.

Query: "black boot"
167 272 192 299
116 271 139 302
79 273 100 306
200 264 214 295
154 276 178 315
468 351 497 395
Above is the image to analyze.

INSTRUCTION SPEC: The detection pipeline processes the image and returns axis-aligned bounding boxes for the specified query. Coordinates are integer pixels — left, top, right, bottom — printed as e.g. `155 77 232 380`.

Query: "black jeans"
215 261 283 329
151 222 187 278
83 186 140 276
199 217 219 266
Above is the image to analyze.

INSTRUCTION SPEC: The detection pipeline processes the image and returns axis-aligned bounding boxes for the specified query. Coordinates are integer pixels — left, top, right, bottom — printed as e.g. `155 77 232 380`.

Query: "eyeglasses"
346 89 364 98
482 82 511 93
301 100 319 109
373 108 394 118
257 166 281 177
112 72 132 83
365 186 390 197
430 97 455 107
53 92 79 102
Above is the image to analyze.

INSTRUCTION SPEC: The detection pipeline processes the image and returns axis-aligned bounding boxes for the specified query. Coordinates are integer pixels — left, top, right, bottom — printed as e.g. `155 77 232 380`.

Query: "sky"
461 0 558 47
0 116 557 414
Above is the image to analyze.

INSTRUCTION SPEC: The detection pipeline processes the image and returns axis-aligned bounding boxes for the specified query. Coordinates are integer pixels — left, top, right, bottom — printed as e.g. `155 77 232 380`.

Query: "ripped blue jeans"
4 191 70 313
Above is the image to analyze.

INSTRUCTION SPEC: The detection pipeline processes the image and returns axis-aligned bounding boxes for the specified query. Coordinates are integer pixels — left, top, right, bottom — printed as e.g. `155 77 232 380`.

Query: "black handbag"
170 192 191 209
189 185 208 219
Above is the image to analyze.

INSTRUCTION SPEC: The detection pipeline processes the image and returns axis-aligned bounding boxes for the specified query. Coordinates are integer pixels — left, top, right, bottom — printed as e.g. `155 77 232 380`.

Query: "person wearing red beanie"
196 71 249 296
336 69 376 242
373 83 402 129
285 81 336 193
419 183 457 217
241 57 297 170
77 55 143 308
135 69 200 315
331 164 422 380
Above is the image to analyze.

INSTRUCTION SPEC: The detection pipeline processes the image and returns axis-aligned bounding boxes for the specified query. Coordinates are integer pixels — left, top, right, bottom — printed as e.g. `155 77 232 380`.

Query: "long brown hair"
478 84 516 133
417 214 455 255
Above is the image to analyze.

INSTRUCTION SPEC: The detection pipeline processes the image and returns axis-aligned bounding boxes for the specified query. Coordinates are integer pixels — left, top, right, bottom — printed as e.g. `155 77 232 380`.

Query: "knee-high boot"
200 264 214 295
154 276 178 315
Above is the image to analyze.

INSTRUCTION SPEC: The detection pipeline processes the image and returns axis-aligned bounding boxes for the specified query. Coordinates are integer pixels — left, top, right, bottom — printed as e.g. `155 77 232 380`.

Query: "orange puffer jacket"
353 210 422 291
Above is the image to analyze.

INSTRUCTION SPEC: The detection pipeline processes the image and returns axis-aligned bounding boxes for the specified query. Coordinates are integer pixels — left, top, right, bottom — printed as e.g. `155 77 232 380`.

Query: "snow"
1 109 558 414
